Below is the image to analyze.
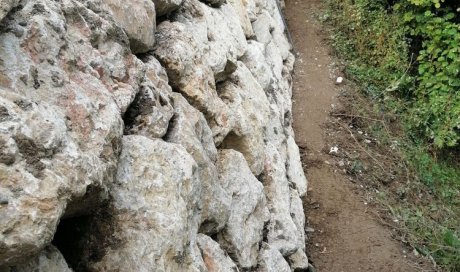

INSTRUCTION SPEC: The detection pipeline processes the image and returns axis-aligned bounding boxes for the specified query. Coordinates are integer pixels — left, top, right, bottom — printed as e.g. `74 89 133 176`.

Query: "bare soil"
285 0 435 271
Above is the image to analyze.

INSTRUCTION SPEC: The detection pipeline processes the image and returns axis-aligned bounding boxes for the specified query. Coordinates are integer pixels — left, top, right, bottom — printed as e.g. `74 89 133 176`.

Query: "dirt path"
285 1 429 271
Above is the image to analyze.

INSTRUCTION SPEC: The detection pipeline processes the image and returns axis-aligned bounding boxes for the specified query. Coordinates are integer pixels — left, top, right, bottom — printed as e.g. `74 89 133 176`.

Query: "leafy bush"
327 0 460 148
398 0 460 147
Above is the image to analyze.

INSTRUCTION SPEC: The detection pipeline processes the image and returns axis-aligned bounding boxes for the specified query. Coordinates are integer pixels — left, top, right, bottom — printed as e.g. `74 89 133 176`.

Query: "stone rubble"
0 0 308 271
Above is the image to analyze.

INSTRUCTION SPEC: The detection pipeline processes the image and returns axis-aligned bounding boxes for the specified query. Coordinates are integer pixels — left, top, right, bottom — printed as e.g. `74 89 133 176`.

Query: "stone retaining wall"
0 0 308 270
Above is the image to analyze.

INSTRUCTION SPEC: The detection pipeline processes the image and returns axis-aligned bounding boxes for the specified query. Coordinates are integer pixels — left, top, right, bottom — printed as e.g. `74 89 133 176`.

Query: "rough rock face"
2 246 72 272
0 0 308 271
89 135 205 271
219 61 270 175
0 0 19 21
153 0 183 16
0 0 139 264
257 243 292 272
154 20 234 144
197 234 238 272
100 0 156 54
216 149 269 268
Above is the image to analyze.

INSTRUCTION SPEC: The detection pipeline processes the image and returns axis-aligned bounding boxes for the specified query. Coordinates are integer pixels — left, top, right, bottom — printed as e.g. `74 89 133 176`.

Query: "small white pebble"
329 146 339 154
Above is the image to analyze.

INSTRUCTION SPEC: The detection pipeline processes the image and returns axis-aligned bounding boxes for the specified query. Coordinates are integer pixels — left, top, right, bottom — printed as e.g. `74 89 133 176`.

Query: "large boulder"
227 0 254 38
89 135 205 271
219 62 270 175
166 93 232 234
0 0 142 264
154 21 234 144
100 0 156 54
286 136 308 197
216 149 269 269
241 40 272 91
173 0 247 82
263 144 302 256
252 10 275 45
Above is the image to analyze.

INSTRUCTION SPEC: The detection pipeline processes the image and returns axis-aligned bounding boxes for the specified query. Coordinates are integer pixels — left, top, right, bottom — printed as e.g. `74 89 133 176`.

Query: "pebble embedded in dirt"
335 76 344 84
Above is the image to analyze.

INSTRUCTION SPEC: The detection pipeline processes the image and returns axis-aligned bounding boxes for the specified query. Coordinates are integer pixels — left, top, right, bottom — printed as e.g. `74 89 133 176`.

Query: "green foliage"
408 146 460 201
393 201 460 271
398 1 460 147
325 0 410 100
327 0 460 148
396 133 460 271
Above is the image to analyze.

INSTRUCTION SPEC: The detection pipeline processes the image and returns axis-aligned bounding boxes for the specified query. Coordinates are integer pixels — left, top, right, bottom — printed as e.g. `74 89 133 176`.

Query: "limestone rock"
287 248 309 272
286 136 308 197
197 234 238 272
246 0 267 21
272 28 291 61
257 243 291 272
252 10 275 45
124 55 174 138
0 0 141 264
263 144 301 256
241 41 272 91
154 21 234 144
101 0 156 54
0 0 307 270
220 62 270 175
173 0 247 82
89 135 205 271
0 105 67 263
153 0 183 16
290 188 306 251
166 93 232 234
227 0 254 38
0 246 72 272
0 0 19 22
216 149 269 269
